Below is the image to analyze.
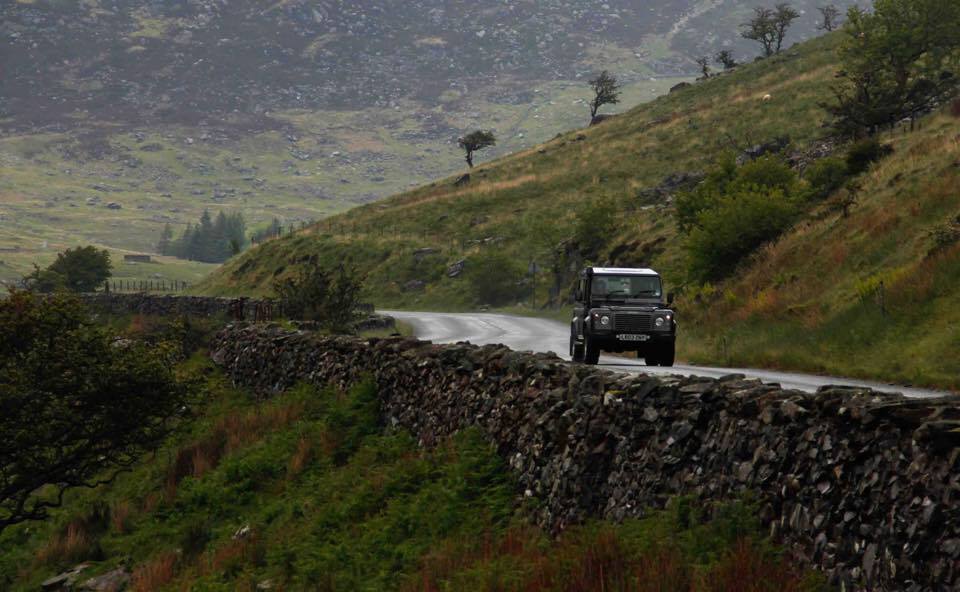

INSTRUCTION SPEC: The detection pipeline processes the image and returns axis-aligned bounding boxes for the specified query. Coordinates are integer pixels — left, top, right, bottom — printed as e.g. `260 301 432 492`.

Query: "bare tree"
457 130 497 169
818 5 841 31
696 56 712 79
741 7 778 57
715 50 739 70
588 70 622 120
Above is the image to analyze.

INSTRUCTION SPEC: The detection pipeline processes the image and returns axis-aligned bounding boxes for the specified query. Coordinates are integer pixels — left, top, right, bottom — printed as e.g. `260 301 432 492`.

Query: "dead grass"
164 401 305 499
110 500 134 535
406 525 808 592
287 435 313 478
35 521 95 565
130 552 178 592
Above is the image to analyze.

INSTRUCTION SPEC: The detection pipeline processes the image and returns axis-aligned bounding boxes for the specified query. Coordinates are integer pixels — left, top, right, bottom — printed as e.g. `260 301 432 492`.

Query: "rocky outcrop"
210 324 960 591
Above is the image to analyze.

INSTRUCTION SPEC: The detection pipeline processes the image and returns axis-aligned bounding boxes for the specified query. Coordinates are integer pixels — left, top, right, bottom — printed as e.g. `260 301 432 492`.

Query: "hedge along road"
383 310 951 399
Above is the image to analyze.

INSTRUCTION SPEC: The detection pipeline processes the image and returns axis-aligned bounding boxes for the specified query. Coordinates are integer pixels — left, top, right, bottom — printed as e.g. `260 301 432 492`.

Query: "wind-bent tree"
696 56 712 78
772 3 800 53
742 4 799 56
824 0 960 137
458 130 497 168
818 5 841 31
0 291 188 532
742 7 778 57
715 50 738 70
588 70 622 120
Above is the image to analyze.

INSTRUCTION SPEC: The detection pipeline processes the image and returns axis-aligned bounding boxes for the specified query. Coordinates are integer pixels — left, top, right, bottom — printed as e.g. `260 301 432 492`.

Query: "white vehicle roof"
590 267 659 276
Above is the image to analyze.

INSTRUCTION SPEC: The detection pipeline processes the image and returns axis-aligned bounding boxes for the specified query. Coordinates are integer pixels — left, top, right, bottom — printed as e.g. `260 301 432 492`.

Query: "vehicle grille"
613 313 652 332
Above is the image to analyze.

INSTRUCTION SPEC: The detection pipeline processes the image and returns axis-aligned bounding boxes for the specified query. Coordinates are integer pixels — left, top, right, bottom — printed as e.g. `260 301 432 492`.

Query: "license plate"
618 334 650 342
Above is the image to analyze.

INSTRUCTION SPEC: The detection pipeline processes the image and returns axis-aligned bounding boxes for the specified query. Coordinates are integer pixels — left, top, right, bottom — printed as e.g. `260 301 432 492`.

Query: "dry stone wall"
211 323 960 591
78 293 268 320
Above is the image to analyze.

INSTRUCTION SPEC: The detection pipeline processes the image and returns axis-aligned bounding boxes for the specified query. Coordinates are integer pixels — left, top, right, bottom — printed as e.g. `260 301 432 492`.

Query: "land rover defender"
570 267 676 366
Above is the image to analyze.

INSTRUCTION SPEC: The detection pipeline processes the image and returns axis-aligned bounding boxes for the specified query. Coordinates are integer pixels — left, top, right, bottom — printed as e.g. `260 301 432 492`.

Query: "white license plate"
618 334 650 342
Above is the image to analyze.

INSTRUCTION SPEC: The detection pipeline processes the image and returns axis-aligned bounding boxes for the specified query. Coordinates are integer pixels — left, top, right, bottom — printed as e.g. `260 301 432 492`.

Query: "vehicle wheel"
660 343 676 367
571 336 585 363
584 338 600 365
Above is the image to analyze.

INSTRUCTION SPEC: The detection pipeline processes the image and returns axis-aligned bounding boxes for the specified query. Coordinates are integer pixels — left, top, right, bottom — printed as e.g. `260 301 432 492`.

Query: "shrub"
952 98 960 118
675 155 738 233
845 139 894 176
929 219 960 254
676 155 795 233
729 156 799 196
804 157 849 200
273 262 365 332
574 198 618 257
686 188 798 281
466 251 525 307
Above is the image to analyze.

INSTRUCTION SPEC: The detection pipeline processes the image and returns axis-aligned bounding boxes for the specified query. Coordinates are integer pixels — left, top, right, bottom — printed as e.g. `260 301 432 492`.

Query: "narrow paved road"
385 310 951 399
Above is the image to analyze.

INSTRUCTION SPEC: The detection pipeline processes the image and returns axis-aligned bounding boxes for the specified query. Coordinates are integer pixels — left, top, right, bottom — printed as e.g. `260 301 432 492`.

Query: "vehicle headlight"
600 315 610 326
655 317 665 328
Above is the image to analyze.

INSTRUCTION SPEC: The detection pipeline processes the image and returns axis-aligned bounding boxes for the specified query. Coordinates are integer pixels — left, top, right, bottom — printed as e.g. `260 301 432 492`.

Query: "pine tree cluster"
158 210 247 263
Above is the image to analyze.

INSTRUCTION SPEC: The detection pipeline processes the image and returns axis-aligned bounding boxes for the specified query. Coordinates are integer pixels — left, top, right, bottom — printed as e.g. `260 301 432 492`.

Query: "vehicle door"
572 275 588 338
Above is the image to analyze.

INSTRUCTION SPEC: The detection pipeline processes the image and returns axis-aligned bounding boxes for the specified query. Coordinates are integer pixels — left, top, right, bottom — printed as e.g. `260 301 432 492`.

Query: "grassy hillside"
0 348 823 591
201 34 845 297
200 32 960 391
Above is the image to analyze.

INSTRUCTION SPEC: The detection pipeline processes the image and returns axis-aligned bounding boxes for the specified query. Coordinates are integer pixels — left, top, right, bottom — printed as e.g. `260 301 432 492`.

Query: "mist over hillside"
2 0 859 130
0 0 859 285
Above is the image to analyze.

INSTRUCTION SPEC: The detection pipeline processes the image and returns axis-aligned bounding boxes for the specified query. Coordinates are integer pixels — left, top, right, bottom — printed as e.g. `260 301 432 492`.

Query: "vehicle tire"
660 342 676 367
570 336 585 363
584 338 600 365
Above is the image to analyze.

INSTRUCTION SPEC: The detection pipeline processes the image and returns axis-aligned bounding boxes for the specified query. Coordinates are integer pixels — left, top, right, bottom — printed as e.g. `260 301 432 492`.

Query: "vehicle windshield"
591 275 662 300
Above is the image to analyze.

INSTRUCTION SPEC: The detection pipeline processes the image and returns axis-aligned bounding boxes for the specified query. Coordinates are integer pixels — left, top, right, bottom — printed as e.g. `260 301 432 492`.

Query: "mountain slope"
202 31 960 390
1 0 854 130
201 33 845 299
0 0 858 286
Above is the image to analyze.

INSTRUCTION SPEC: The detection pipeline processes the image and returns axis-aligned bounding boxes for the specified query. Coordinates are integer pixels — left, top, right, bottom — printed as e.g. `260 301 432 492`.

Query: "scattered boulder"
669 82 692 93
403 279 426 292
42 564 91 590
80 568 130 592
737 136 790 165
413 248 438 261
637 171 705 204
454 174 471 187
447 259 466 278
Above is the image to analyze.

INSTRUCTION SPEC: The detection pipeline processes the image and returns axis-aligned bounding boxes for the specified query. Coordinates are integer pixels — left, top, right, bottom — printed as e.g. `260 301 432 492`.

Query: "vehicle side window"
576 279 585 302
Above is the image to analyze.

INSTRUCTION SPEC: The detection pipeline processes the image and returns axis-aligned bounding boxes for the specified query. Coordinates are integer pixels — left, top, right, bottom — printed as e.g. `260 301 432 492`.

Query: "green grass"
0 71 687 289
199 30 960 391
200 34 844 299
0 339 824 591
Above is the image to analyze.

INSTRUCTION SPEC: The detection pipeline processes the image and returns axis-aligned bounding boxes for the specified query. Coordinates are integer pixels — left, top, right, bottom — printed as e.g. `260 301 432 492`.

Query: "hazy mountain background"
0 0 859 284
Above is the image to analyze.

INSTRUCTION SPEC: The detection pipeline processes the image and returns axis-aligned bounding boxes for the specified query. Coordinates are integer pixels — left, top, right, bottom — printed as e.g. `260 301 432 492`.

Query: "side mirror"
667 292 675 306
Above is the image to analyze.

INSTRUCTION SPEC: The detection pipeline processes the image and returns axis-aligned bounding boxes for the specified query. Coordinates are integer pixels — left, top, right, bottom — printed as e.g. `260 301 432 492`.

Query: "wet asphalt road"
384 310 951 399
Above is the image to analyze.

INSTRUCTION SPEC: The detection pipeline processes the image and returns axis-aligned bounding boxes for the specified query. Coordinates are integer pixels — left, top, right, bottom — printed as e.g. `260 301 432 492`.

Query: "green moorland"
0 78 686 290
0 335 825 591
199 32 960 391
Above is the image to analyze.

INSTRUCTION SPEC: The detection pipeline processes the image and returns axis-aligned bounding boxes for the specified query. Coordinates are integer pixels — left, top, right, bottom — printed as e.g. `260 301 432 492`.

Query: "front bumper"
586 332 675 352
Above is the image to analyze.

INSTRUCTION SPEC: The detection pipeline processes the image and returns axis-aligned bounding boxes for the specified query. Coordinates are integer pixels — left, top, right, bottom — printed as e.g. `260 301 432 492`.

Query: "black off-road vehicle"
569 267 676 366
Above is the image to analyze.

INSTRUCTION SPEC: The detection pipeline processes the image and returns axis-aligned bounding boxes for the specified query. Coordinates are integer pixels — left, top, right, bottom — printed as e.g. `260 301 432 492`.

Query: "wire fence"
106 279 191 293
